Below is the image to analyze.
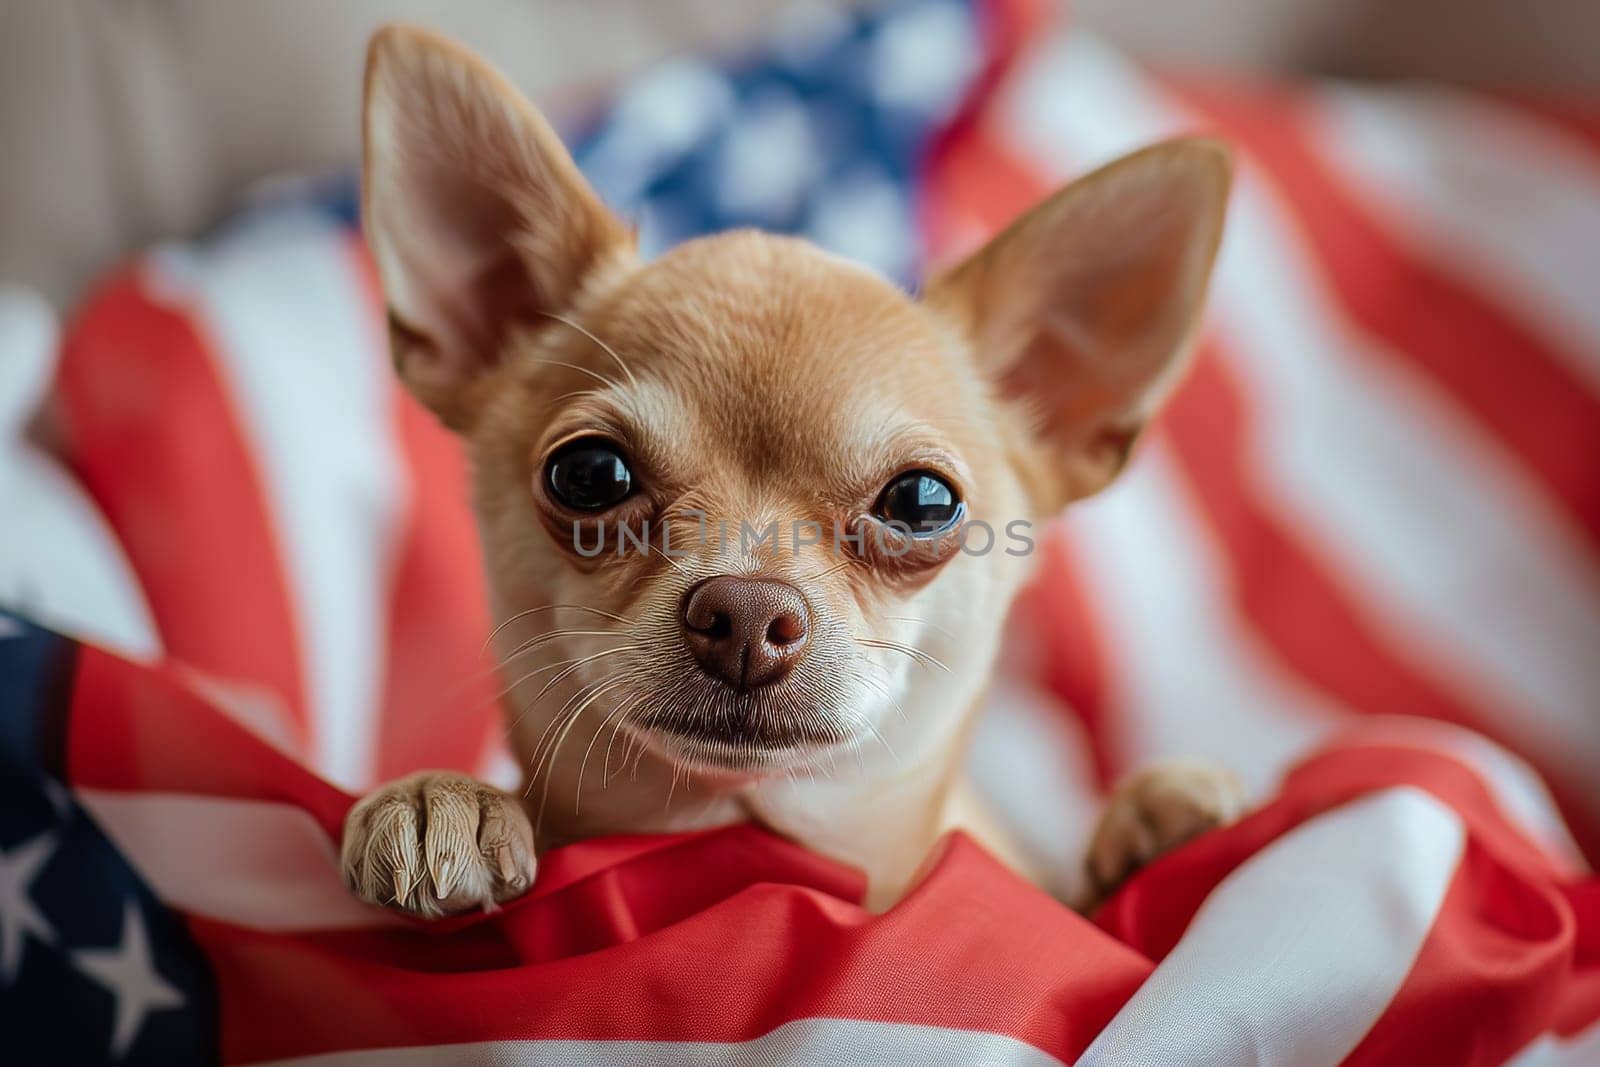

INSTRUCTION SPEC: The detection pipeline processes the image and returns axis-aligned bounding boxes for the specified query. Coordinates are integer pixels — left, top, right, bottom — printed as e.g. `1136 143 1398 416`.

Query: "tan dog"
341 26 1243 917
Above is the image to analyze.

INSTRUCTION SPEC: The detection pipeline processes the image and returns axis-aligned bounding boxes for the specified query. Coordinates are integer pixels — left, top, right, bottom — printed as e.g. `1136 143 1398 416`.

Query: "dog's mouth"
626 689 856 772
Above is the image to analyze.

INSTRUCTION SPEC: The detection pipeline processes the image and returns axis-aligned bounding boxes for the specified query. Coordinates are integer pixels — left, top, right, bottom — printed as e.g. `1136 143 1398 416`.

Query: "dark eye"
545 439 634 511
876 470 963 535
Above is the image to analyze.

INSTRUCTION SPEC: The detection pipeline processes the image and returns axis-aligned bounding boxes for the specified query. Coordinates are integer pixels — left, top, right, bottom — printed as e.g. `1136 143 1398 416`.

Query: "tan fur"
341 771 535 917
1083 760 1248 908
342 24 1240 916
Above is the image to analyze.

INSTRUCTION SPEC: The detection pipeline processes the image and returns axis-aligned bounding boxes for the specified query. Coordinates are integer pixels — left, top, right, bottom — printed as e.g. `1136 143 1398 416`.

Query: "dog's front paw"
1084 759 1244 905
340 771 536 917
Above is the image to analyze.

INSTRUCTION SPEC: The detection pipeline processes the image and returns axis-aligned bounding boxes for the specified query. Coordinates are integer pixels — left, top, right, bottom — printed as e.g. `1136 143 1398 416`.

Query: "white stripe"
1307 87 1600 391
968 678 1103 896
0 286 162 660
146 211 405 789
247 1016 1062 1067
477 741 524 793
1081 787 1466 1066
1510 1020 1600 1066
1066 446 1343 795
2 449 163 661
77 789 398 931
1000 30 1600 809
177 665 306 761
1338 716 1588 874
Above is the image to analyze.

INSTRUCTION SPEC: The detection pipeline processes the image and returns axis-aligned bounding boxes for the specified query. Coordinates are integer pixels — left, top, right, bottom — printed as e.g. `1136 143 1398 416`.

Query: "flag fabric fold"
3 619 1597 1064
5 0 1599 1061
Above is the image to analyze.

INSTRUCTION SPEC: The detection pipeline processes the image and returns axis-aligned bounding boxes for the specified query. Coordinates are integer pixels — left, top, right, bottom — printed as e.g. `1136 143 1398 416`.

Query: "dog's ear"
927 139 1231 509
363 25 631 429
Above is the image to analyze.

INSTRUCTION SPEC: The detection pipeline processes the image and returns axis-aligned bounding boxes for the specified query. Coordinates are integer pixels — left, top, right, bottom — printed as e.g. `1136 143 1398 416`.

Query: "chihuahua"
340 26 1242 916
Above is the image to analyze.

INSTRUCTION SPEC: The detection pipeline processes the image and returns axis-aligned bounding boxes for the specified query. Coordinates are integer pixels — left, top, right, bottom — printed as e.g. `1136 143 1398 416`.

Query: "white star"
72 901 185 1059
40 775 75 821
0 614 23 639
0 831 57 982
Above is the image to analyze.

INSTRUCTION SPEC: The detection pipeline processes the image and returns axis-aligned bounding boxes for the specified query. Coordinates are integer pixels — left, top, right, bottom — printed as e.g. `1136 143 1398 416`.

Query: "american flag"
2 0 1597 1062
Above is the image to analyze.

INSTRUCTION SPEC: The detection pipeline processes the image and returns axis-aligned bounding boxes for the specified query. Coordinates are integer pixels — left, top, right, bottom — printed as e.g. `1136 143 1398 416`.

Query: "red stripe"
1173 79 1600 551
1097 736 1588 1063
1161 344 1600 862
66 646 349 837
200 829 1147 1063
917 0 1052 259
1346 836 1574 1065
921 120 1056 264
342 241 502 781
1562 880 1600 1035
1097 734 1575 954
1499 94 1600 162
56 266 308 748
374 391 502 780
1010 527 1118 791
61 643 1599 1061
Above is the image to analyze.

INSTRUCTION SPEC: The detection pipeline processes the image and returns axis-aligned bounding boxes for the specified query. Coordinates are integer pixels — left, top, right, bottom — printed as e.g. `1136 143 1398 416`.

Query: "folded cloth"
8 0 1600 1061
2 615 1595 1064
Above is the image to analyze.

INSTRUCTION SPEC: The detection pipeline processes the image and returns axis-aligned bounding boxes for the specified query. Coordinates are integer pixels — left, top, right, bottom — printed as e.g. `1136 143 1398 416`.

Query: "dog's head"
363 27 1229 782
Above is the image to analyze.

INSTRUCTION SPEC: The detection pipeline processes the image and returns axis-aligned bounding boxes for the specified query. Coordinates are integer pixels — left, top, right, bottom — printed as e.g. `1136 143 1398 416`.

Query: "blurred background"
5 0 1600 306
2 0 1597 881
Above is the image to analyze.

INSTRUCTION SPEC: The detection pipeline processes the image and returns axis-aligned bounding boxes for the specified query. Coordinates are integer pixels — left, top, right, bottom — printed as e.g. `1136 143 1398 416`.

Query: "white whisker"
526 358 617 389
855 636 950 673
484 604 633 652
538 311 640 390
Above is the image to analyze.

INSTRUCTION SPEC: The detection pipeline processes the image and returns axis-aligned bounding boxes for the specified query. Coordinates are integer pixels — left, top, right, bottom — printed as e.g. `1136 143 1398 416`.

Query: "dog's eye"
876 471 962 535
546 439 634 511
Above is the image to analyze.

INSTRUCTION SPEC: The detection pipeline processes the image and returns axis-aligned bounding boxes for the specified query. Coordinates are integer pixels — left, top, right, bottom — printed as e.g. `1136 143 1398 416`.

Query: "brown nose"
682 576 811 690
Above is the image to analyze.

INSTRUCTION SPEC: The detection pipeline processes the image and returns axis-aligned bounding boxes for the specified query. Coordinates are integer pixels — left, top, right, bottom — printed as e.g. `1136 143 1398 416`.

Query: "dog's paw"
1084 759 1245 905
340 771 537 917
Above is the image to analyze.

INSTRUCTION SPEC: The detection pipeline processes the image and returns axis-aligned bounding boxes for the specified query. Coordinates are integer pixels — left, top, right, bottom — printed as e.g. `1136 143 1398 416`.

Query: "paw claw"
341 772 537 917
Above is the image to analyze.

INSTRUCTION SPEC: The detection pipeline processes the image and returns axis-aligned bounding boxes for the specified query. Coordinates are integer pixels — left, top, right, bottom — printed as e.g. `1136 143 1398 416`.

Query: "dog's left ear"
927 139 1231 509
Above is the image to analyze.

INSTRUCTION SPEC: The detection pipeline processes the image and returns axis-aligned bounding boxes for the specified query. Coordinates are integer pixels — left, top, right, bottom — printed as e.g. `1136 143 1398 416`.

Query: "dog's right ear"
925 139 1230 510
363 26 631 429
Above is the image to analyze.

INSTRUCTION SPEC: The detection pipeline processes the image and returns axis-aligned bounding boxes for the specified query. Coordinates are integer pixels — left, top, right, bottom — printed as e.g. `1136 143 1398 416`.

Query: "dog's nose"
682 576 811 690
